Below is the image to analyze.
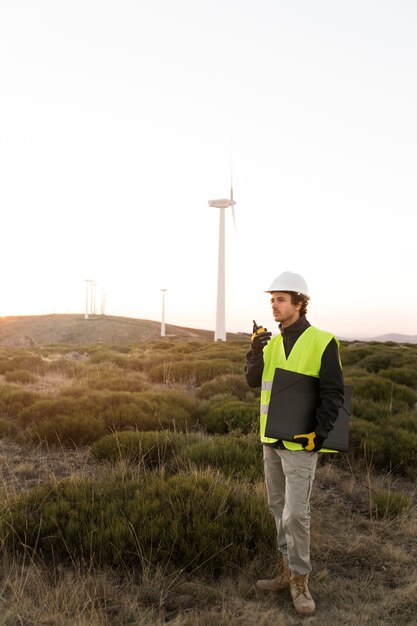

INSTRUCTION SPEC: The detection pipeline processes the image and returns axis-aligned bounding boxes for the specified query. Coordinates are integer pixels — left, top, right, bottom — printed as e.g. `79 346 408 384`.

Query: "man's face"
270 291 301 328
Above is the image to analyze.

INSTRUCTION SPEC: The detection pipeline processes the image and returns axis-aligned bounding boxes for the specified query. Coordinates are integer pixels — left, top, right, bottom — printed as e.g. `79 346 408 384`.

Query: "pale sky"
1 0 416 339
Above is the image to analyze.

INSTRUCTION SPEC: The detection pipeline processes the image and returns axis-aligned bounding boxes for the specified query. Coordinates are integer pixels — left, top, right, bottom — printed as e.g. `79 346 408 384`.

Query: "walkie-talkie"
251 320 267 342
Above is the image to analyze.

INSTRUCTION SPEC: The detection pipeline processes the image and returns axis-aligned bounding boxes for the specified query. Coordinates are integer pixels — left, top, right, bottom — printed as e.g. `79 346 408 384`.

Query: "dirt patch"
0 439 98 494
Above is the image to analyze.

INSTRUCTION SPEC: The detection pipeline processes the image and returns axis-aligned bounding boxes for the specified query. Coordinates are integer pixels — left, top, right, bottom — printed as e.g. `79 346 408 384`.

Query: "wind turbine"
208 181 236 341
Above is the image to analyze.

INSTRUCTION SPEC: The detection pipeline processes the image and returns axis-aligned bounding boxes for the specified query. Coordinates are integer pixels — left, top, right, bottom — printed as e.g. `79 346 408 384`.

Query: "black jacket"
245 315 344 440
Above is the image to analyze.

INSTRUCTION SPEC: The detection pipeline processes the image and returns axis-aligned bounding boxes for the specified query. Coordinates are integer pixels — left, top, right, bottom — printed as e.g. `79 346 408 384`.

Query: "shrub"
359 351 407 373
148 359 236 385
0 385 39 420
196 374 257 401
0 418 19 438
372 489 411 519
379 366 417 388
200 399 258 434
348 418 388 469
350 376 417 409
89 351 128 368
31 388 195 435
19 395 95 426
6 353 46 375
350 376 391 403
387 411 417 434
382 427 417 480
339 346 373 367
98 390 199 433
187 433 263 480
197 343 247 364
122 353 166 373
383 381 417 408
90 430 186 469
164 343 198 355
27 414 106 447
4 369 37 384
349 419 417 478
45 358 77 377
0 353 45 376
351 398 391 422
86 372 149 393
111 345 132 354
0 472 275 574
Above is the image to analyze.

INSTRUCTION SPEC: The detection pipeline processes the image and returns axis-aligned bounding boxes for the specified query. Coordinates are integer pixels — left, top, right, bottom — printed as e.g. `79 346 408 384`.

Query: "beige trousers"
263 445 318 576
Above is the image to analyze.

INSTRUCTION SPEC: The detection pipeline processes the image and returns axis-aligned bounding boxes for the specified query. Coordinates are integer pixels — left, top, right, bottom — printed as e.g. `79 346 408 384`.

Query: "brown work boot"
290 573 316 615
255 557 290 592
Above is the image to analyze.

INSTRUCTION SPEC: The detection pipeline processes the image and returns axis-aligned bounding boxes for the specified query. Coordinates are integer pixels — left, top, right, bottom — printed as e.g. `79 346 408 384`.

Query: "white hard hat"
265 271 310 300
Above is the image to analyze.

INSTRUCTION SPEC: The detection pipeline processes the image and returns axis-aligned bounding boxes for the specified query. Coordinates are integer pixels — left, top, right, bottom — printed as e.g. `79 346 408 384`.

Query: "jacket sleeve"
315 338 345 438
244 347 264 388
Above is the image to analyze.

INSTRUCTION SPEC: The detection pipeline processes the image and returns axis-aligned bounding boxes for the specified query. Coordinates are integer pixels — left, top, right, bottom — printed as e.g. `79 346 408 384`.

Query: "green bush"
45 358 77 377
197 343 247 364
164 342 198 355
339 346 373 367
27 414 106 447
12 353 45 374
20 389 137 424
91 430 185 468
86 371 149 392
0 472 275 574
0 362 9 375
359 351 407 373
379 366 417 388
187 433 263 480
349 418 417 478
350 376 417 409
108 390 199 432
200 399 258 434
196 374 257 401
348 418 388 469
373 489 411 519
0 385 39 420
386 411 417 434
383 380 417 408
89 351 128 367
148 359 236 385
19 388 199 434
4 369 37 384
97 389 199 433
351 399 391 422
0 417 19 438
122 353 163 373
382 427 417 480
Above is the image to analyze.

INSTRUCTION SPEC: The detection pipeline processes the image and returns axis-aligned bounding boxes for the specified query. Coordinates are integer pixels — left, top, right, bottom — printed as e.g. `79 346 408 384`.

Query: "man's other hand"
293 432 325 452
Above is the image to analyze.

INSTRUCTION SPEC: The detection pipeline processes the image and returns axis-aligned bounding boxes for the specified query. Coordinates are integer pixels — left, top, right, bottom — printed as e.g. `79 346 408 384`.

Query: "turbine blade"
231 205 237 235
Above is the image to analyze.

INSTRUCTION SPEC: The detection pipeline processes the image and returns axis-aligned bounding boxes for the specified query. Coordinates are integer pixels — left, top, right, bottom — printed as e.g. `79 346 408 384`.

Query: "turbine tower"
160 288 167 337
208 182 236 341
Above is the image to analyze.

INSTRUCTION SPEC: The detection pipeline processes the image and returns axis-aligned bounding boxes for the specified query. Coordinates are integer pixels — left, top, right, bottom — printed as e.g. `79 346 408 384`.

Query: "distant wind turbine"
208 180 236 341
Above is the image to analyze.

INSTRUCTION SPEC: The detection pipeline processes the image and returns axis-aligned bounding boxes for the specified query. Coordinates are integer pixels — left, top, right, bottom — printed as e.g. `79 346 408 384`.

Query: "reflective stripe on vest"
260 326 339 452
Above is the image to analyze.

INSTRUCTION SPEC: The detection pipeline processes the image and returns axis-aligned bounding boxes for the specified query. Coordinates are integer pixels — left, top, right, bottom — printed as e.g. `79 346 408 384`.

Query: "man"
245 271 344 616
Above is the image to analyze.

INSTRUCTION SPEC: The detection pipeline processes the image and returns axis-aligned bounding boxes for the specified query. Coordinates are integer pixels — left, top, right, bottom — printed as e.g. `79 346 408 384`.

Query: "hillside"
0 314 248 347
370 333 417 344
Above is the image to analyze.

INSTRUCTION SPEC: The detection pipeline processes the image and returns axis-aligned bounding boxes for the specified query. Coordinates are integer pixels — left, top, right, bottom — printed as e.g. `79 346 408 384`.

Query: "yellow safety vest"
260 326 339 452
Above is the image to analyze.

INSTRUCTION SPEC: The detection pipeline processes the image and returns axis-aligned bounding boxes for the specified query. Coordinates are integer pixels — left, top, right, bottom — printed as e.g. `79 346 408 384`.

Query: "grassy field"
0 332 416 625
